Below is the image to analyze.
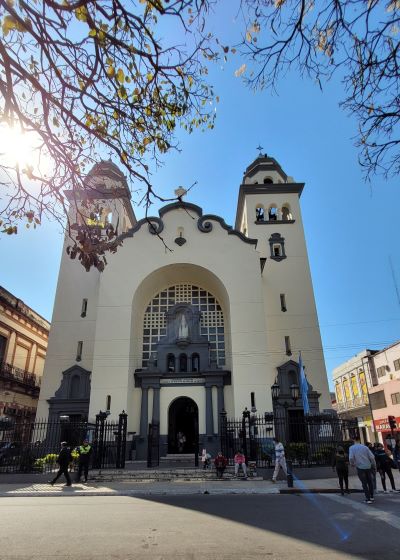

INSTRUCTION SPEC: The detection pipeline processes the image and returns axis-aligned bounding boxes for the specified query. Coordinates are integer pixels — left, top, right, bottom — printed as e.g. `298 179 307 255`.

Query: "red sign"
374 416 400 432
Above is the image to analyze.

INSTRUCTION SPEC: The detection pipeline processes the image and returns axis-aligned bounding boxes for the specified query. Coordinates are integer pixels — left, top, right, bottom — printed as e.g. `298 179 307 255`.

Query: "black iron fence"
220 411 359 467
0 412 128 473
92 411 127 470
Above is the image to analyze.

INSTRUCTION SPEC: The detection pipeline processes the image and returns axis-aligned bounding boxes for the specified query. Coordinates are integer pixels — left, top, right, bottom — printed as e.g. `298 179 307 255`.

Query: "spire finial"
174 186 187 200
256 144 263 156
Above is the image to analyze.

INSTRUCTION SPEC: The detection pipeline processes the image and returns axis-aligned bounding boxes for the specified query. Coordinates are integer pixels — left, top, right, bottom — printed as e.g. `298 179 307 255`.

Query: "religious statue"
178 312 189 339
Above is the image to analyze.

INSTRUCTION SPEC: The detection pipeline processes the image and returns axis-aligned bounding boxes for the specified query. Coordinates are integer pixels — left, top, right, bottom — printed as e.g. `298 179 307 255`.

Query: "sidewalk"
0 474 363 498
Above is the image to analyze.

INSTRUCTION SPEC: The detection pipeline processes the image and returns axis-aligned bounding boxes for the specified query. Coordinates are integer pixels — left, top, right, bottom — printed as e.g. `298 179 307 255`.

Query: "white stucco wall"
38 158 332 435
88 206 270 431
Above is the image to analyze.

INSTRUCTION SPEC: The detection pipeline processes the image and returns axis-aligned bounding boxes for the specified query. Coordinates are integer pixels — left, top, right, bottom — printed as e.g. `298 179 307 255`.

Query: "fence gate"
93 411 128 470
219 411 359 468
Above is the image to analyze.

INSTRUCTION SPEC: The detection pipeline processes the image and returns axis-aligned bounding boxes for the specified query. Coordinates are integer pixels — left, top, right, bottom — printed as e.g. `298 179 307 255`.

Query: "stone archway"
168 397 198 454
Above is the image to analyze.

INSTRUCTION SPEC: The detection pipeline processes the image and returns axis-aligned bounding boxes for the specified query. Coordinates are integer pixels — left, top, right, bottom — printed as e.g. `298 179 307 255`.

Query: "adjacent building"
37 154 332 458
332 341 400 446
0 286 50 424
368 341 400 448
332 350 376 442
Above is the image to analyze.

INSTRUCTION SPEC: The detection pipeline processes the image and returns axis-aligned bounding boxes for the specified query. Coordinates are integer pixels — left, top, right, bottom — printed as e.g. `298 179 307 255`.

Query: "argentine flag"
299 352 310 414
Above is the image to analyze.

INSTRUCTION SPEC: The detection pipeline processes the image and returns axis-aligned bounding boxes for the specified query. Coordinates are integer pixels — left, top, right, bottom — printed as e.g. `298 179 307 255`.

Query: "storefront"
373 416 400 450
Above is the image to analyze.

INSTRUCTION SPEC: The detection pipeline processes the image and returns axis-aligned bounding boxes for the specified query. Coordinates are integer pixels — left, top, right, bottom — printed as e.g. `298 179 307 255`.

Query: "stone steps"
90 467 263 482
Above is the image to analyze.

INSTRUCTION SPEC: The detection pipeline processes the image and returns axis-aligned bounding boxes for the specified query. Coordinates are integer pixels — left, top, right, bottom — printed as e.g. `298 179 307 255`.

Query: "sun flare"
0 123 50 175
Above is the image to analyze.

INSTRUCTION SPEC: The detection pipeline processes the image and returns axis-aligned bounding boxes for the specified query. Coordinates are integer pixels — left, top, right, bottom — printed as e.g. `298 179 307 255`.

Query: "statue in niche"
178 312 189 339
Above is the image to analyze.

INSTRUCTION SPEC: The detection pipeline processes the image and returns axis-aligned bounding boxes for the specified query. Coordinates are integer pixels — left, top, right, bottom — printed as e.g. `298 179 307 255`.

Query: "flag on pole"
299 352 310 414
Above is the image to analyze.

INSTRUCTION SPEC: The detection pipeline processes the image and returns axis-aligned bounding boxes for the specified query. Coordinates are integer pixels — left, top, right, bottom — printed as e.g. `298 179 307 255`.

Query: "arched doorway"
168 397 198 454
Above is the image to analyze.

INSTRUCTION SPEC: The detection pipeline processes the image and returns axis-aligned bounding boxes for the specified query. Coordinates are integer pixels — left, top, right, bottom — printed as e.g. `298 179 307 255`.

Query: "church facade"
36 154 331 459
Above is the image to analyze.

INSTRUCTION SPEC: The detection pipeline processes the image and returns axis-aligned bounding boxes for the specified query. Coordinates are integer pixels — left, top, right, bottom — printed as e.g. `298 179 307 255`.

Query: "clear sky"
1 2 399 388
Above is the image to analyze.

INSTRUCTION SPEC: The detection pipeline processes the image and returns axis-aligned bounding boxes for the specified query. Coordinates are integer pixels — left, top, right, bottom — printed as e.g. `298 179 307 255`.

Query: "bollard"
286 459 294 488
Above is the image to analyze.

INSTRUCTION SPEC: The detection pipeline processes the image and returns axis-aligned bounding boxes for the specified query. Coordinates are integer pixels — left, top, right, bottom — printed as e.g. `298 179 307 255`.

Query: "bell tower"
235 153 303 258
235 153 331 412
36 160 136 420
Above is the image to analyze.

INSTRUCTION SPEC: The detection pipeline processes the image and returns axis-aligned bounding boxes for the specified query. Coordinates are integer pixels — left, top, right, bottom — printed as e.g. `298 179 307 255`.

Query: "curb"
280 488 363 494
0 488 281 498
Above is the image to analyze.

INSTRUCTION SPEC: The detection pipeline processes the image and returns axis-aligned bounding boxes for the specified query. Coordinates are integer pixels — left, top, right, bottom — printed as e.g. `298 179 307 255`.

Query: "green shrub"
285 442 308 463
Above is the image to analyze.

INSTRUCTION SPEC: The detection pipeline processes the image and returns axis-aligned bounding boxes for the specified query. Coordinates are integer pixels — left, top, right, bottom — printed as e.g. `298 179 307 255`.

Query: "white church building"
37 154 331 459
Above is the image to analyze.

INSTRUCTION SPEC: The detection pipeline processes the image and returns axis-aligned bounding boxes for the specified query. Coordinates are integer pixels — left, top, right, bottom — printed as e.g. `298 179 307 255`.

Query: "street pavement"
0 474 367 497
1 493 400 559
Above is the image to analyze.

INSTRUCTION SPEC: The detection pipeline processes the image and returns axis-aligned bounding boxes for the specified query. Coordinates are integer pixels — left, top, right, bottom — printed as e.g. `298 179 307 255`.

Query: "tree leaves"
0 0 219 269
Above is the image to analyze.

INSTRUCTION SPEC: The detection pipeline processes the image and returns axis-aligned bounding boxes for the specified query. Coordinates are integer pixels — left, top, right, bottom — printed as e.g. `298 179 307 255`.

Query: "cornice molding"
122 202 258 247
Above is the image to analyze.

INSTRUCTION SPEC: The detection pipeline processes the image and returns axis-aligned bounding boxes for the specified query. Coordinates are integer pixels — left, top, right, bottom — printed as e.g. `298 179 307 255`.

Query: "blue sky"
1 3 399 386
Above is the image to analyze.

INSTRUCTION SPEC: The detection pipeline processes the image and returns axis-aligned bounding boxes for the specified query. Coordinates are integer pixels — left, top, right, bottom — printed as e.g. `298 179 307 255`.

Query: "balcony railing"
335 395 369 412
0 362 41 389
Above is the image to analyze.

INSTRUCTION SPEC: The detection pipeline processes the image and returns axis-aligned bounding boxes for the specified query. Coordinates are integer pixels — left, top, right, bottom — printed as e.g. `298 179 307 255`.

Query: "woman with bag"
375 443 398 492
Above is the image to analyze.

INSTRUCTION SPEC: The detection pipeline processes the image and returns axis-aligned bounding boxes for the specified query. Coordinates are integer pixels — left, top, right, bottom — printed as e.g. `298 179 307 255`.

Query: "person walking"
349 436 376 504
177 431 186 453
393 441 400 473
272 437 287 483
49 442 72 486
234 450 247 479
214 451 228 479
375 443 398 492
366 442 377 492
75 438 92 483
332 445 350 495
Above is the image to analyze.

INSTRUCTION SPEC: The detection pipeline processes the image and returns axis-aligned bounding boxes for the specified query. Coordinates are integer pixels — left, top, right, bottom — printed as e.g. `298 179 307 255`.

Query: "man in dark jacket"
49 442 72 486
375 443 398 492
76 438 92 483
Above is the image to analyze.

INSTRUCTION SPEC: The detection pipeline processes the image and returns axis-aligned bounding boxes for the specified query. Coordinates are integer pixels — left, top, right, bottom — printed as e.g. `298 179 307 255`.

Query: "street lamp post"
241 407 251 460
271 380 300 488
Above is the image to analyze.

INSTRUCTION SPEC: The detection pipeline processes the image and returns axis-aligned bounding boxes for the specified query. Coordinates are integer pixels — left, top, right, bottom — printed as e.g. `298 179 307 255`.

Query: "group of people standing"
332 436 400 503
49 438 92 486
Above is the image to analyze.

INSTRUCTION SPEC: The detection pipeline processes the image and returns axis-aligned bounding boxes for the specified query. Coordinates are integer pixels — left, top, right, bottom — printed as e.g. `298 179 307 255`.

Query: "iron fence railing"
0 412 127 473
0 362 41 388
219 411 359 468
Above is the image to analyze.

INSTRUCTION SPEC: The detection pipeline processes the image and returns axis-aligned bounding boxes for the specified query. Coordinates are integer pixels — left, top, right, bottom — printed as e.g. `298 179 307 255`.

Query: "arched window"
70 375 80 398
269 233 287 261
142 284 225 368
255 205 264 222
351 375 359 397
336 382 343 403
179 354 188 372
281 206 292 220
264 177 273 184
167 354 175 372
191 353 200 372
268 205 278 221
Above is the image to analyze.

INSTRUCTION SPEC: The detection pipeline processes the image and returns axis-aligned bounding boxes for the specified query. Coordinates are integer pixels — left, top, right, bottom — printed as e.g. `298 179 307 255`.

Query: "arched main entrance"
168 397 198 454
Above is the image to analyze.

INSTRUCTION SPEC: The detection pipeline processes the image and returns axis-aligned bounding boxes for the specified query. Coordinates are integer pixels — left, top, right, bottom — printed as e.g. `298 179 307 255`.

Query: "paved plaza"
1 493 400 560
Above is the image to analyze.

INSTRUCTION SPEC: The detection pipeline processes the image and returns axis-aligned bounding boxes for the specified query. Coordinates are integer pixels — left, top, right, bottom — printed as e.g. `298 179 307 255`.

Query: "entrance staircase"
89 455 263 482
